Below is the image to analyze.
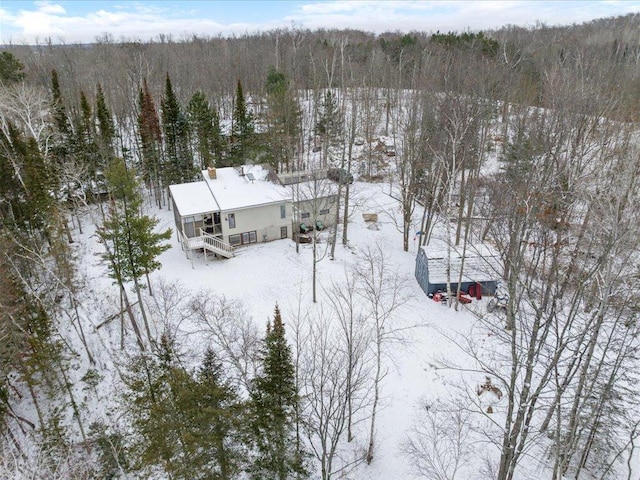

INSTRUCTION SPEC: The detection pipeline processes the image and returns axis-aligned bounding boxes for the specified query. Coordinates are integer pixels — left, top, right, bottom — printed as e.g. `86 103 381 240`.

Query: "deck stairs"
183 229 234 259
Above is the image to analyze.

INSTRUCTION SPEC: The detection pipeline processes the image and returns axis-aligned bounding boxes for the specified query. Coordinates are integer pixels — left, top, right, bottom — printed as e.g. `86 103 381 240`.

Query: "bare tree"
299 310 357 480
403 401 473 480
324 269 372 442
468 107 640 480
0 83 52 153
387 88 425 252
293 171 337 303
190 293 261 391
355 245 408 464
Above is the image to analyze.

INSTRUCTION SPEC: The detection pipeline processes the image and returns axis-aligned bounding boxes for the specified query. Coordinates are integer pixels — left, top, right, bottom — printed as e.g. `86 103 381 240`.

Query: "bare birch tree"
355 245 408 464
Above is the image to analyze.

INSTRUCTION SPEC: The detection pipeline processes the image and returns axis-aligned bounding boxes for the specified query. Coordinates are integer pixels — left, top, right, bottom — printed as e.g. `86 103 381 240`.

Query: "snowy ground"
71 175 640 480
69 179 502 479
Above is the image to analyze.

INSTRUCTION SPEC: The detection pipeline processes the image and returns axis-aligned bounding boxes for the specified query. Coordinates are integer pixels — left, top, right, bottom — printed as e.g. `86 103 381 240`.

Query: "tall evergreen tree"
95 83 115 170
0 124 57 234
249 305 307 480
192 348 247 479
23 136 58 234
123 339 247 479
228 79 254 167
97 157 171 346
50 69 72 147
49 68 75 208
187 91 222 170
72 90 99 179
161 73 193 184
137 78 164 207
315 90 342 143
122 335 188 476
264 67 301 172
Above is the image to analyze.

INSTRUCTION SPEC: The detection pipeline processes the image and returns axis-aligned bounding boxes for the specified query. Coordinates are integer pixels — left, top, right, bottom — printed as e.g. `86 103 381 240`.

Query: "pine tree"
192 348 247 479
137 78 164 207
162 73 193 184
315 90 341 142
228 79 254 167
122 335 187 476
97 157 171 346
72 90 99 179
0 51 25 84
123 339 247 479
95 83 115 171
78 91 93 139
187 91 222 169
50 69 72 159
23 135 58 234
249 305 308 480
0 124 57 234
264 68 301 172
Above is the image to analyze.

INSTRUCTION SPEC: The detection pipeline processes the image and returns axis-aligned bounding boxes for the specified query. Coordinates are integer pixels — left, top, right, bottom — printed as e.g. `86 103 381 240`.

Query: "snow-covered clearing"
66 178 499 480
36 87 638 479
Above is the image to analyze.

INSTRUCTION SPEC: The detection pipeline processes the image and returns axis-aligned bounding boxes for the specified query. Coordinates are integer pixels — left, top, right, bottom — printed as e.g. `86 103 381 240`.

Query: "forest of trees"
1 12 640 479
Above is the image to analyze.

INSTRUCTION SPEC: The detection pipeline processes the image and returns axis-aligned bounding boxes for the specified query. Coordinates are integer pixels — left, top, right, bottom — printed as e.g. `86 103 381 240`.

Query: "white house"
169 165 338 261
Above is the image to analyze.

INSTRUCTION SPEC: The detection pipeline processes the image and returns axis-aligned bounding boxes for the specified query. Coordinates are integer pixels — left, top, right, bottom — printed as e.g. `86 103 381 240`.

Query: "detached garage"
415 244 502 296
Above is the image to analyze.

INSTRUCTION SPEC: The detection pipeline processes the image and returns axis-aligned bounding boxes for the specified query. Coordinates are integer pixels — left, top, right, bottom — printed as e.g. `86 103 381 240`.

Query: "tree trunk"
366 333 382 464
119 282 146 351
134 282 154 346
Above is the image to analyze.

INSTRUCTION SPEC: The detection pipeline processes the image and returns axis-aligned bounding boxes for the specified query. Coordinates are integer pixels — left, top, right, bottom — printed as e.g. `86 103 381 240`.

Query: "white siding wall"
296 194 338 229
221 202 291 245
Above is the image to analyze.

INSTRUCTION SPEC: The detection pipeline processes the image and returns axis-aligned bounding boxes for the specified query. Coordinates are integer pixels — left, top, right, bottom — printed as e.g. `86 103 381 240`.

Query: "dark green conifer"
123 339 247 479
264 68 301 172
95 83 115 169
137 78 164 206
315 90 342 144
192 348 247 479
0 125 57 233
97 157 171 344
249 304 308 480
73 90 100 178
162 73 193 184
187 91 222 169
50 69 72 140
0 51 25 84
228 79 254 166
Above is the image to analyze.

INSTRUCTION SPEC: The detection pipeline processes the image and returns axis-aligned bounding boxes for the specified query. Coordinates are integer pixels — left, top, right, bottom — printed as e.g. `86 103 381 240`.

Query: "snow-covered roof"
277 170 327 185
292 178 338 200
169 181 220 216
201 165 291 211
421 244 502 284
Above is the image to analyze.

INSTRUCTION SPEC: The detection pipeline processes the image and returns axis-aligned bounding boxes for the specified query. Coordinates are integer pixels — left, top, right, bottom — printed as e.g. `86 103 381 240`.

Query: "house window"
230 231 257 246
280 204 286 219
320 208 330 215
228 213 236 229
281 226 288 239
301 212 310 219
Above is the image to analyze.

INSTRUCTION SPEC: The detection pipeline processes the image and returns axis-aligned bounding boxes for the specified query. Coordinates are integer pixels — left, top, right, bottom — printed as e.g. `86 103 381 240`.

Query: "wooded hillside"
1 13 640 480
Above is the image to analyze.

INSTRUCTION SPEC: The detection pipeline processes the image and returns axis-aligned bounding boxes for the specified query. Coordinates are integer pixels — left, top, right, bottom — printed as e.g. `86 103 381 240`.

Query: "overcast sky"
1 0 639 45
